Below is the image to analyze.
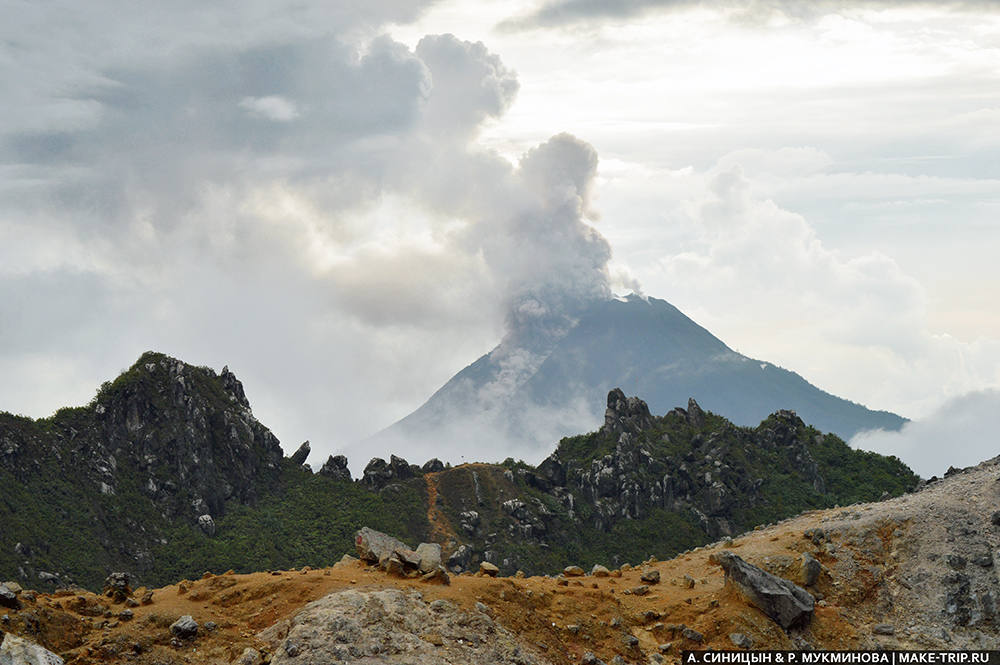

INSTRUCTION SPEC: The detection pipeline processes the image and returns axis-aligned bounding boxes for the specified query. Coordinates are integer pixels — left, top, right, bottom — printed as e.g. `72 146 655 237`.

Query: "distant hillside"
0 352 917 590
373 294 906 457
417 389 916 574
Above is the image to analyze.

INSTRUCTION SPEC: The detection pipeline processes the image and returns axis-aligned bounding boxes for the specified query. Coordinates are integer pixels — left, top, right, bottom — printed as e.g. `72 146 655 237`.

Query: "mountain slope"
0 352 434 591
0 353 913 593
375 294 905 457
0 352 288 588
422 389 916 575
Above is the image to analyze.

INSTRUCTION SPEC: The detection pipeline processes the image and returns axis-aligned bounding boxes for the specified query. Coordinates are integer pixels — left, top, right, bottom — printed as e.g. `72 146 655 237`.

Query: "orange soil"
2 508 879 665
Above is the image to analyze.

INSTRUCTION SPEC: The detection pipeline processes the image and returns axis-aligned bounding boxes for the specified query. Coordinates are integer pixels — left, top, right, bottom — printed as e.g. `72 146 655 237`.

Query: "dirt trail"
425 471 458 546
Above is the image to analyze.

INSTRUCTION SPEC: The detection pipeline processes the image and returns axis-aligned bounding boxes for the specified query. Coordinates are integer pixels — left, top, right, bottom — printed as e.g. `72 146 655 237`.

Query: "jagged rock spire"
601 388 654 435
290 441 311 466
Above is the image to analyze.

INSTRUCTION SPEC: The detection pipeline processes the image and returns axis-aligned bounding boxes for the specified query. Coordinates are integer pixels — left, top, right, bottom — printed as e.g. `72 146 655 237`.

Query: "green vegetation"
0 352 920 590
152 466 429 583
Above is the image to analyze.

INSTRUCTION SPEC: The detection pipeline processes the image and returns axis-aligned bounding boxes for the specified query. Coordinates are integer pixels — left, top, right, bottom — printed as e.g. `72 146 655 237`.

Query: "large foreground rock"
260 588 549 664
711 551 814 628
0 633 65 665
355 527 411 566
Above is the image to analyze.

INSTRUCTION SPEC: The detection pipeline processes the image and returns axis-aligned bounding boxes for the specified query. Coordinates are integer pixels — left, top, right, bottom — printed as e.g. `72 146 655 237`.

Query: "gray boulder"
393 547 421 569
362 458 394 489
0 583 19 609
170 614 199 639
354 527 421 574
799 552 821 586
197 514 216 536
36 572 58 585
420 566 451 585
235 648 264 665
0 634 64 665
335 554 359 568
681 626 704 643
415 543 442 573
711 551 814 629
389 455 414 481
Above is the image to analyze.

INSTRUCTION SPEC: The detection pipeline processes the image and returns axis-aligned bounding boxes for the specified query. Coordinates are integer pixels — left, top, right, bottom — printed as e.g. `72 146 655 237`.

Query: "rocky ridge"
0 352 285 588
426 389 916 575
0 352 917 591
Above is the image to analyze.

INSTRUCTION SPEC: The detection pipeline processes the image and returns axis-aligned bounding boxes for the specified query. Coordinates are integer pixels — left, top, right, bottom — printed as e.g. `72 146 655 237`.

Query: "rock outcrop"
102 572 132 603
602 389 654 435
362 455 419 490
422 458 445 473
318 455 351 481
289 441 311 467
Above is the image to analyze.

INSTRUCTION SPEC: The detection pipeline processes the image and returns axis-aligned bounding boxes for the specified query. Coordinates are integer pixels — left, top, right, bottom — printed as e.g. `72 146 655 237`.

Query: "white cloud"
239 96 300 121
851 389 1000 478
635 161 1000 418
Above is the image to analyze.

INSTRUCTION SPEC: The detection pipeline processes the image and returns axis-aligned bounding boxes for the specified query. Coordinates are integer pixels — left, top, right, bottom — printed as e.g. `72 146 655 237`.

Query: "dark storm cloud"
3 36 432 231
501 0 1000 30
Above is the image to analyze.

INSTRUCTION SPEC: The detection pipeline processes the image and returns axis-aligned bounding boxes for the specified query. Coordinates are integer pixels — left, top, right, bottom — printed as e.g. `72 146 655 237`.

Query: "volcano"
372 294 905 458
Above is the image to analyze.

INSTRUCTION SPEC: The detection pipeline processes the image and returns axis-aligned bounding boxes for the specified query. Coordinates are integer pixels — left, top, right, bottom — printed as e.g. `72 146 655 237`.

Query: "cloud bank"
639 157 1000 419
852 390 1000 478
0 2 621 469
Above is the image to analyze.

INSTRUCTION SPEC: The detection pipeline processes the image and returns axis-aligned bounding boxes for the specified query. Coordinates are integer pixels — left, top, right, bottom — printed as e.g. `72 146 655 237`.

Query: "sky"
2 0 999 477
